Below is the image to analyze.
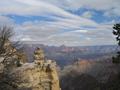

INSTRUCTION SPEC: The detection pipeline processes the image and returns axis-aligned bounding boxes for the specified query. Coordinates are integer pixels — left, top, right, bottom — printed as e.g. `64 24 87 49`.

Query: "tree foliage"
113 24 120 45
112 23 120 64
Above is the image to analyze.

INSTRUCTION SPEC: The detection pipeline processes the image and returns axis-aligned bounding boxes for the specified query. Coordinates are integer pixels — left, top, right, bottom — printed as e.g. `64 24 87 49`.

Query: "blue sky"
0 0 120 46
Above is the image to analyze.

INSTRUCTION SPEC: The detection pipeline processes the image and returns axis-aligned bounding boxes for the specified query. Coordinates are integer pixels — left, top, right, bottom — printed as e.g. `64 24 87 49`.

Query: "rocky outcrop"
2 48 60 90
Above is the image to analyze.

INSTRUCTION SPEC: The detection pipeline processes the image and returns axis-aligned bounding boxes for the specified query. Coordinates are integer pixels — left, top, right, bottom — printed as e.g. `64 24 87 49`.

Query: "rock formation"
0 47 60 90
0 40 27 74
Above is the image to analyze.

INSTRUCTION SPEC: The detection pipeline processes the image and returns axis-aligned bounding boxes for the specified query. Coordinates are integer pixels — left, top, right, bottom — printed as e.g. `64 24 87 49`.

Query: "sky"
0 0 120 46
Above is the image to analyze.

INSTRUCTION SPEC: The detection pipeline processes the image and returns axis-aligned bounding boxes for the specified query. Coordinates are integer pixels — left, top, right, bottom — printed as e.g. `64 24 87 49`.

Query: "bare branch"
0 26 14 55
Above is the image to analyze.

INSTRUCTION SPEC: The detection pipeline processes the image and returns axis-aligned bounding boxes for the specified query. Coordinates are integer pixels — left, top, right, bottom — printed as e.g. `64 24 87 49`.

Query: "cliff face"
0 47 60 90
9 62 60 90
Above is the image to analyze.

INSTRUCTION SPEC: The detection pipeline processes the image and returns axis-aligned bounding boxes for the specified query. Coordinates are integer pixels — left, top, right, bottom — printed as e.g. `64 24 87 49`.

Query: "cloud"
12 19 115 46
81 11 93 19
1 0 119 17
0 0 98 26
0 15 15 26
0 0 118 46
0 0 83 18
41 0 120 17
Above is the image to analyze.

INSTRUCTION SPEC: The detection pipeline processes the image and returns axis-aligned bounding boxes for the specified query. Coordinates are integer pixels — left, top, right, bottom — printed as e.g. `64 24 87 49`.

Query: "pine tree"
112 23 120 64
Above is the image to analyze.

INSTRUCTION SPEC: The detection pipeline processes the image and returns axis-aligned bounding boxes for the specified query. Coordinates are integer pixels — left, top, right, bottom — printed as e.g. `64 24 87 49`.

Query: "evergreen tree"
112 23 120 64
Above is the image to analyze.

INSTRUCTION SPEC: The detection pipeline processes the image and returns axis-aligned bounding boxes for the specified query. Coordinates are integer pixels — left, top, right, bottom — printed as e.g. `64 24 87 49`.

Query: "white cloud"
1 0 119 17
14 19 115 46
0 0 81 18
40 0 120 16
0 15 15 26
0 0 118 46
0 0 98 26
82 11 93 19
74 30 88 33
20 36 32 41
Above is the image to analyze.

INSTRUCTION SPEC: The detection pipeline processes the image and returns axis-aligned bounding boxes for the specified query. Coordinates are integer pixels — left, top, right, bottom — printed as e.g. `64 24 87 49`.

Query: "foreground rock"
0 47 60 90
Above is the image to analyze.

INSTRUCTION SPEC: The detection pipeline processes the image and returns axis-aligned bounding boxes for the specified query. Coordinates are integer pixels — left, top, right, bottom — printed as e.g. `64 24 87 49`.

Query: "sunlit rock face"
0 40 27 74
8 48 60 90
0 40 60 90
